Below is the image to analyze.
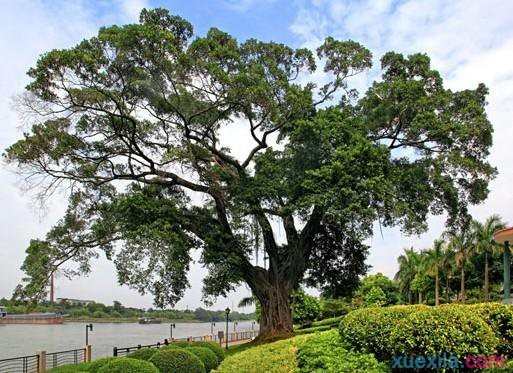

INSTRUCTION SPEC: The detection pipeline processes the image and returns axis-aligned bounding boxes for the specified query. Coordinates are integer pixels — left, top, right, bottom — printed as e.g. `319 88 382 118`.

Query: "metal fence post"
37 351 46 373
85 345 92 362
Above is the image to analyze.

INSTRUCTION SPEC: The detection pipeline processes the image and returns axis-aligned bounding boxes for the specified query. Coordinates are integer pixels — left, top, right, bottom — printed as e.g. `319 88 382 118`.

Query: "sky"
1 0 513 311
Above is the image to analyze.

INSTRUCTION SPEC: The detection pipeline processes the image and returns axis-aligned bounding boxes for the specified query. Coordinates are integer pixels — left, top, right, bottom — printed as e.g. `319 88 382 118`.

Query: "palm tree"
471 215 506 301
395 248 421 304
445 229 473 302
440 244 455 302
424 239 445 306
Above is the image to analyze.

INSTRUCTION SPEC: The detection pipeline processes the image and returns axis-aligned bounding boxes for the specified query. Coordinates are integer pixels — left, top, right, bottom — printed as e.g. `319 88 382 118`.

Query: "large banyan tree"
5 8 495 339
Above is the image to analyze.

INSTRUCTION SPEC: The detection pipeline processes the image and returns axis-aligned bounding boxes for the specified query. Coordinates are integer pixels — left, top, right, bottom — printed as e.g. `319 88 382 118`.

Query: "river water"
0 321 257 360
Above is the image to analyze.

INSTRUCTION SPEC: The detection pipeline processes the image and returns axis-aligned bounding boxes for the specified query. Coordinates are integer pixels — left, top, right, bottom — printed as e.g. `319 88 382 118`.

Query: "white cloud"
118 0 151 21
291 0 513 278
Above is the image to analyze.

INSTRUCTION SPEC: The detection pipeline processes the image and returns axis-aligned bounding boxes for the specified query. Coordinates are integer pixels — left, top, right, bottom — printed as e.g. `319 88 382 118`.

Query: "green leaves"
6 7 497 315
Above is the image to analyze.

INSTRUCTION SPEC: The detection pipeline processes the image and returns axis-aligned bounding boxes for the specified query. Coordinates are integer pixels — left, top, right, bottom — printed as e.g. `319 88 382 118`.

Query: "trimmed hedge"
126 348 157 361
310 315 345 328
87 357 117 373
193 341 225 363
186 346 219 371
214 330 386 373
97 357 158 373
167 341 225 363
469 303 513 356
149 348 205 373
294 325 332 335
339 304 499 360
297 330 388 373
213 336 301 372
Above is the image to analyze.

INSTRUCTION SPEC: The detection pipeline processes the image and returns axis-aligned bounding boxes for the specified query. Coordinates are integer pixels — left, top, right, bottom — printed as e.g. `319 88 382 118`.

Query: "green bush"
214 330 386 373
297 330 388 373
186 346 219 371
87 357 117 373
339 304 498 360
167 341 225 363
126 348 157 361
310 315 345 328
292 290 321 325
295 325 332 335
469 303 513 356
213 337 300 372
319 298 352 319
97 358 158 373
191 341 225 363
149 348 205 373
48 362 91 373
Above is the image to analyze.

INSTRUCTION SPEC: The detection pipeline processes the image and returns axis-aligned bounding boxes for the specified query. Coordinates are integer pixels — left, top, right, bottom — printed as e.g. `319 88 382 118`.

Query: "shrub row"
296 330 388 373
214 330 386 373
294 325 332 335
339 303 504 360
49 340 225 373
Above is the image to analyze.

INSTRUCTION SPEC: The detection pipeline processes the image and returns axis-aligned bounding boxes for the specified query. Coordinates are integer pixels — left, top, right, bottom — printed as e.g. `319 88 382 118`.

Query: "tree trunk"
435 269 440 306
256 280 293 341
408 291 412 304
484 251 489 302
446 275 450 303
460 266 466 302
419 292 423 304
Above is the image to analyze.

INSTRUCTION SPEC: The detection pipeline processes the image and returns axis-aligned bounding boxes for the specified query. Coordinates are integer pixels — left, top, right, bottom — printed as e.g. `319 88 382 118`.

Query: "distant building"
56 298 95 306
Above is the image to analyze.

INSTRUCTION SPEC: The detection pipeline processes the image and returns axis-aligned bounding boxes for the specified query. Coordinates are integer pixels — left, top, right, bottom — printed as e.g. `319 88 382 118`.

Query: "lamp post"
170 323 176 340
85 323 93 346
225 307 230 350
210 320 216 335
492 227 513 303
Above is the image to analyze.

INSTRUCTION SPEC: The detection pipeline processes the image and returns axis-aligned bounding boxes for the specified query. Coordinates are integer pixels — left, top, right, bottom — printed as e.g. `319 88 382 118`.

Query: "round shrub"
126 348 157 361
87 357 117 373
149 348 205 373
190 341 225 363
339 304 498 360
97 358 158 373
469 302 513 356
339 305 427 359
186 346 219 371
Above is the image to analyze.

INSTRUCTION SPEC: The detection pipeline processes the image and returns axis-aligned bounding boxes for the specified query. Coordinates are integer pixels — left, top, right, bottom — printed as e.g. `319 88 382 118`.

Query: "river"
0 321 257 360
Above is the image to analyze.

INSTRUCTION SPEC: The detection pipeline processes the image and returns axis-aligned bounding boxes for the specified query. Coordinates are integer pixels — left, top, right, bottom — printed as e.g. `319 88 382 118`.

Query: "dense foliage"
6 6 495 337
186 347 219 371
87 357 117 373
339 304 500 360
214 330 386 372
296 330 387 373
291 290 321 325
353 273 400 306
127 348 157 361
395 215 506 305
97 358 158 373
149 348 205 373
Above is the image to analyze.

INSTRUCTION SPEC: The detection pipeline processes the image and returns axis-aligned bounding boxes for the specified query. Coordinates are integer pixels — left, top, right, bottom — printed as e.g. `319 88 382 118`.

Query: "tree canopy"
4 8 495 337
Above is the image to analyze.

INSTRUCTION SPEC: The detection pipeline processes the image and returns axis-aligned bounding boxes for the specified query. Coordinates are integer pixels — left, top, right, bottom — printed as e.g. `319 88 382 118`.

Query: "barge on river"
0 307 64 325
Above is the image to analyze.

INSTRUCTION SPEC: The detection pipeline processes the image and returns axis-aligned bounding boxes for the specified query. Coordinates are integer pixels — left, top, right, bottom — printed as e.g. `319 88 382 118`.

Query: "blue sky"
1 0 513 311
